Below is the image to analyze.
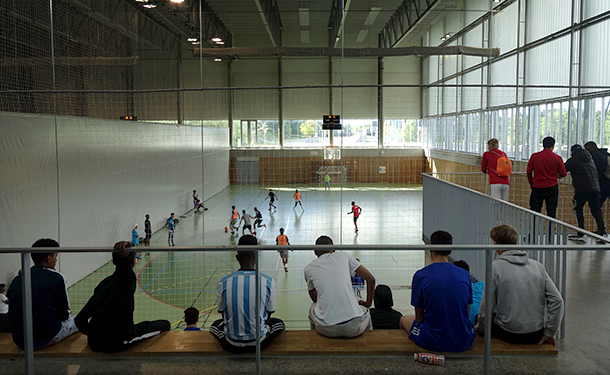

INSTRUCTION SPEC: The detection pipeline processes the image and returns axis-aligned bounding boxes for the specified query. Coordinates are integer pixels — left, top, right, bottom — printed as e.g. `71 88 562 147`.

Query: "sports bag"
491 150 512 177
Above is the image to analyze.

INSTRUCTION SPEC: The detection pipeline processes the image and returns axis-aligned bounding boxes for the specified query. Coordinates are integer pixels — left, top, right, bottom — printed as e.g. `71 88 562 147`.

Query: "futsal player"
265 189 278 212
293 189 304 211
229 206 240 234
347 201 362 233
276 228 292 272
253 207 266 234
240 210 255 236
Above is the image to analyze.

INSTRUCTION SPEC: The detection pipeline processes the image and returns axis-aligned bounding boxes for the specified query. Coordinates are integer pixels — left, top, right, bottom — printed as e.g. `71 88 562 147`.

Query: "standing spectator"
527 136 567 218
476 225 564 346
0 283 8 333
399 231 475 353
324 173 331 191
75 241 171 353
183 307 201 331
564 144 607 241
8 239 79 349
369 285 402 330
167 213 175 246
481 138 510 200
210 235 285 353
304 236 375 338
584 141 610 209
144 214 152 247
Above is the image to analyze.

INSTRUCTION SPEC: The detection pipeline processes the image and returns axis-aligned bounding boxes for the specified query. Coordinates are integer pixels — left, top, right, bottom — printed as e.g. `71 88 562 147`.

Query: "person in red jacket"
482 138 510 200
526 137 567 218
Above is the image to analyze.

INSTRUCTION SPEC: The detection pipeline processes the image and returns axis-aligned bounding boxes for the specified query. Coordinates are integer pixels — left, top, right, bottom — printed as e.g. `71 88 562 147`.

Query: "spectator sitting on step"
369 285 402 330
453 260 484 326
8 238 79 349
304 235 375 338
399 231 475 353
75 241 171 353
183 307 201 331
210 235 285 353
476 224 564 346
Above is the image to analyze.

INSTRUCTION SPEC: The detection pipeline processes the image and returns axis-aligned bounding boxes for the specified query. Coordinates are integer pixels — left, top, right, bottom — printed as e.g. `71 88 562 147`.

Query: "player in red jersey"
347 201 362 233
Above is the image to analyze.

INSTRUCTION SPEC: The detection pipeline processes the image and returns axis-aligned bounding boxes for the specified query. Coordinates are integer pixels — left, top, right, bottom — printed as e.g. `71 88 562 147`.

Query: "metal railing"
430 171 610 230
1 242 606 375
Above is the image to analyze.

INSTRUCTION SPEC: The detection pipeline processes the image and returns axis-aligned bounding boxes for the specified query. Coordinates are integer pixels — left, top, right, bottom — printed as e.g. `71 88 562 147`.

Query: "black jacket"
7 265 70 348
590 148 610 192
75 257 136 348
565 148 600 192
369 285 402 330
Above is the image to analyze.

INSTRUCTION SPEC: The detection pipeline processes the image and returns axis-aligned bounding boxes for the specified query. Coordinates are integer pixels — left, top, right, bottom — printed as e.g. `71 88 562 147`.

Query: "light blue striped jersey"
216 270 276 342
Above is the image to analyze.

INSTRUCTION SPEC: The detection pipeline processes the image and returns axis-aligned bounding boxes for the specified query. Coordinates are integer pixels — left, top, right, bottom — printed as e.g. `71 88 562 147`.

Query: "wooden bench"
0 330 558 358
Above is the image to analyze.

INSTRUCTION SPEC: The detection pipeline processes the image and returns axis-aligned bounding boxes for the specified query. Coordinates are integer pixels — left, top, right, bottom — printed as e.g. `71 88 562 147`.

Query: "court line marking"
383 191 423 231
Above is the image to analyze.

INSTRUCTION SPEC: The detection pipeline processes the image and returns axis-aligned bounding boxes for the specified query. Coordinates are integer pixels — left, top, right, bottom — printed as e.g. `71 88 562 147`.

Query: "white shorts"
308 303 372 338
490 184 509 201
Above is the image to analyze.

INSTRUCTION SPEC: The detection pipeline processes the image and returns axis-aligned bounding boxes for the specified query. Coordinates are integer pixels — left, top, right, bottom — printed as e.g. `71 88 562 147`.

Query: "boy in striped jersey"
210 235 285 353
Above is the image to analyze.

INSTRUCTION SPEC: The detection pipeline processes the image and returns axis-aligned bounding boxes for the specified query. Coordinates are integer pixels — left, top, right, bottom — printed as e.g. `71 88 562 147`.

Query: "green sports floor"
66 184 425 331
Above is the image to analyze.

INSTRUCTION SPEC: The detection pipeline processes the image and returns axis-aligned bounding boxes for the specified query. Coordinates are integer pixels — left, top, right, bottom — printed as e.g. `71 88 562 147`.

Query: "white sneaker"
596 233 609 244
568 233 586 242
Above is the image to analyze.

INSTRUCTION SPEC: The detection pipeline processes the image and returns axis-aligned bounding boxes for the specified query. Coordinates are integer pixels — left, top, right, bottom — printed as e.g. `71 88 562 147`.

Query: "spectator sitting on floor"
184 307 201 331
8 238 79 349
476 224 564 346
75 241 171 353
369 285 402 330
399 231 475 353
453 260 485 326
210 235 285 353
304 235 376 338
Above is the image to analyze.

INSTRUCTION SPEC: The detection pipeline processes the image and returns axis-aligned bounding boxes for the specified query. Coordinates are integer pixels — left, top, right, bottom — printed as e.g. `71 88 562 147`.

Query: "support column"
228 60 233 147
329 57 334 147
378 57 384 148
176 37 183 125
278 57 283 148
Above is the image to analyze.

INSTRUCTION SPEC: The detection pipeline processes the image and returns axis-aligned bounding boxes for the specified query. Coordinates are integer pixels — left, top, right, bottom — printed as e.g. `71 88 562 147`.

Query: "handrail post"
21 252 35 375
484 248 493 375
255 248 261 375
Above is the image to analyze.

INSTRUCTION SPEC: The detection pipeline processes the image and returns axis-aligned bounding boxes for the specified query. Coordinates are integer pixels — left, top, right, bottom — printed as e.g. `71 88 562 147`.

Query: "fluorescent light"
211 37 222 42
135 0 148 2
191 41 200 45
142 2 156 8
364 6 382 26
440 37 446 41
300 30 310 43
187 37 198 42
445 33 451 38
215 41 225 45
355 30 369 43
299 8 310 27
170 0 184 3
214 58 222 62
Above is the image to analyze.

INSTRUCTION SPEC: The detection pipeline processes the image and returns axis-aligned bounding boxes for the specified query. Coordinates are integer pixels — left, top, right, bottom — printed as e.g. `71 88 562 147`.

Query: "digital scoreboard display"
322 115 341 130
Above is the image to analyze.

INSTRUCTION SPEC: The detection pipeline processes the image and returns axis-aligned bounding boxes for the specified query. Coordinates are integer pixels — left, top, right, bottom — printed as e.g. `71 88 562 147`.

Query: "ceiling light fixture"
135 0 148 2
187 37 197 42
211 37 222 42
441 32 453 41
170 0 184 3
214 58 222 62
142 2 156 8
215 41 225 45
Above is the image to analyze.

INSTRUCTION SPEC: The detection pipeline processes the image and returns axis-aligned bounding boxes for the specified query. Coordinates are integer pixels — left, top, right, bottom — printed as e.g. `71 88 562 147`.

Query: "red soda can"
414 352 445 366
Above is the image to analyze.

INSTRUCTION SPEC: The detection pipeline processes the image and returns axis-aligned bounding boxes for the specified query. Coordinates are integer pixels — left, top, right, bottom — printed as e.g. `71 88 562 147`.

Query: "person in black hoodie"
369 285 402 330
584 141 610 208
564 144 607 241
75 241 170 353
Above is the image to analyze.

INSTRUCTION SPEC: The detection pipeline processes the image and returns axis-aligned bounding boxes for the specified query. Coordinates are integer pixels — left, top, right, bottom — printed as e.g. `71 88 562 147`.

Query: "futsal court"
66 183 424 331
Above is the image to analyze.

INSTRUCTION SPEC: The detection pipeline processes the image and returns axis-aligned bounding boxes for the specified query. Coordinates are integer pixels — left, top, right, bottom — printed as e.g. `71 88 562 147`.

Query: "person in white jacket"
476 224 564 346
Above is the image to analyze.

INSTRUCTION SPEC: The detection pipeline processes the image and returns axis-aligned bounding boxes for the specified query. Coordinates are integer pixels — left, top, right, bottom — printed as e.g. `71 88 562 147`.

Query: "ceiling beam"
193 46 500 58
253 0 283 47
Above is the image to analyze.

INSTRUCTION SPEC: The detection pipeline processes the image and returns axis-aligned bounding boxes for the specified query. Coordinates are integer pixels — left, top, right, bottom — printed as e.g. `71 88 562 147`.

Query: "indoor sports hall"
2 0 610 374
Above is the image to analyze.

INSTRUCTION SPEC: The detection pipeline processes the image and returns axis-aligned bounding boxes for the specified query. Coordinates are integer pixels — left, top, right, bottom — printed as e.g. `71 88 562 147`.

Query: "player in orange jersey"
276 228 292 272
293 189 304 211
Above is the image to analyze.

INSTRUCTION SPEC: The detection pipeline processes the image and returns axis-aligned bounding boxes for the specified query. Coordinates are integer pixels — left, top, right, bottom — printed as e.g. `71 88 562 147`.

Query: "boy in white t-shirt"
303 236 376 338
0 283 8 333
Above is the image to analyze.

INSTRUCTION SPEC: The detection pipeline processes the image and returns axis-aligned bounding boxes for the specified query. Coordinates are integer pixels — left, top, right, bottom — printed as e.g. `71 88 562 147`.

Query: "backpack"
491 150 512 177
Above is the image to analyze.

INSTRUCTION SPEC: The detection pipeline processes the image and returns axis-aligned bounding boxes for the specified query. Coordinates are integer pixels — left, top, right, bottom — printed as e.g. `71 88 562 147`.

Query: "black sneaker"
568 233 586 242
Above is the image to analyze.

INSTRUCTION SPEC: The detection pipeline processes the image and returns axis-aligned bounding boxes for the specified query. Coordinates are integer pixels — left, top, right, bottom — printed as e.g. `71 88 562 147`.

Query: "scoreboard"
322 115 341 130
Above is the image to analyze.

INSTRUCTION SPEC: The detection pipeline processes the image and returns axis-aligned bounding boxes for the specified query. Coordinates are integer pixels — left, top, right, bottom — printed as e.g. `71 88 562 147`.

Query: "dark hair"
232 206 235 209
315 236 333 245
193 190 196 193
279 228 284 233
238 235 258 246
584 141 598 153
0 284 5 289
543 136 555 149
31 238 59 264
242 210 246 214
351 201 355 205
113 251 136 267
171 212 175 216
453 260 470 273
145 214 150 218
430 230 452 256
254 207 258 210
184 307 199 325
